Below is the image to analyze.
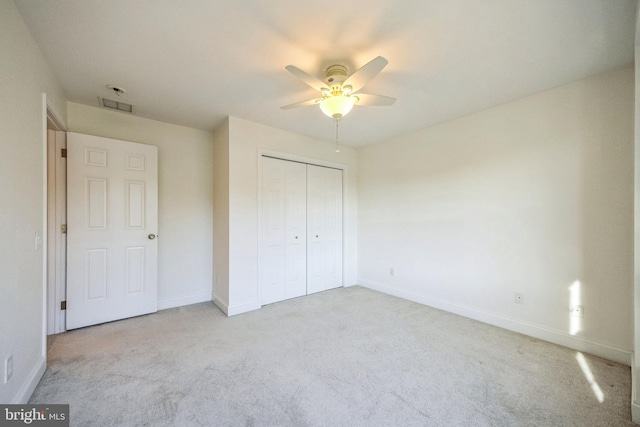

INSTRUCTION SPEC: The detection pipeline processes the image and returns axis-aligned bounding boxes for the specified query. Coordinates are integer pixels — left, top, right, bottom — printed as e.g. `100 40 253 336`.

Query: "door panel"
126 246 145 293
66 132 158 329
307 165 343 294
260 157 307 304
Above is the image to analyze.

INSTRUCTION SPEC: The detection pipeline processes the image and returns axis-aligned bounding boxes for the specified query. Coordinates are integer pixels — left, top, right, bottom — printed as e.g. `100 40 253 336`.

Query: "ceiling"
16 0 637 147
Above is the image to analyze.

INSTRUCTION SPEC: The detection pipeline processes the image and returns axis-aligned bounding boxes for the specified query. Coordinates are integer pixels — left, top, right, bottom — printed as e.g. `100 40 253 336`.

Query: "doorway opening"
46 108 66 336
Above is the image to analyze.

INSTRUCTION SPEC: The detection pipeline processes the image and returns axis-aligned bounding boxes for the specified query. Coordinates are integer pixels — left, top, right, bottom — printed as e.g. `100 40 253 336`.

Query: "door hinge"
60 301 66 310
61 224 67 234
61 148 67 158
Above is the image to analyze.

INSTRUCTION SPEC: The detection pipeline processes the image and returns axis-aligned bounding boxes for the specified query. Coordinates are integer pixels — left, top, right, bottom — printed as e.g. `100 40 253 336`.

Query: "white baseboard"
359 280 632 366
228 300 261 316
632 358 640 424
158 291 212 311
632 401 640 425
13 355 46 404
212 294 229 315
213 297 261 317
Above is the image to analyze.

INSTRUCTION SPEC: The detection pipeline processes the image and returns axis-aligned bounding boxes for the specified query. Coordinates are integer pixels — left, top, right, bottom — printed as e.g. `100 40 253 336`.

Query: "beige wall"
358 66 634 364
67 102 213 309
212 118 230 307
0 0 67 403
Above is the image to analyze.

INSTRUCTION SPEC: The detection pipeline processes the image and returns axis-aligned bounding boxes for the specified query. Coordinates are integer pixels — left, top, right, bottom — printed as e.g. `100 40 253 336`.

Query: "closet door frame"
257 150 346 307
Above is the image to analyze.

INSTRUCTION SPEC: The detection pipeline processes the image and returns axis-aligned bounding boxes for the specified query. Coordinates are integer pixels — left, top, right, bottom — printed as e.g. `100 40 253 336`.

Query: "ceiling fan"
281 56 396 121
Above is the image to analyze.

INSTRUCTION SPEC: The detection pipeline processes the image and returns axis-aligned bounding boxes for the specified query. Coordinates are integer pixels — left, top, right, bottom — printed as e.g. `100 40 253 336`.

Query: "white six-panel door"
66 132 158 329
259 157 342 305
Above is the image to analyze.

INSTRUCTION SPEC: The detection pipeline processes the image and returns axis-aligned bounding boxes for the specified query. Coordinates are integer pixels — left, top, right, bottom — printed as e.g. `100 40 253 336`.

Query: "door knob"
148 234 156 240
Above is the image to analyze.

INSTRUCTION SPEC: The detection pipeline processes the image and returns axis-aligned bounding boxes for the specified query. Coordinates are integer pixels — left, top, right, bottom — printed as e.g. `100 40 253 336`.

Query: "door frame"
256 149 347 307
46 107 67 335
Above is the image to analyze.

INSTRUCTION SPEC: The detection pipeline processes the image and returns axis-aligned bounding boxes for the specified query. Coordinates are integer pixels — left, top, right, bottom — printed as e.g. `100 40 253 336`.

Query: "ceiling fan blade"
354 93 396 106
343 56 388 92
285 65 329 92
280 98 323 110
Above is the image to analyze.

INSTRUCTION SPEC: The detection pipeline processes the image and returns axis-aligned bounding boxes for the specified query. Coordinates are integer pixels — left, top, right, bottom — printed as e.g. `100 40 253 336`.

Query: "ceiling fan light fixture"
320 95 356 119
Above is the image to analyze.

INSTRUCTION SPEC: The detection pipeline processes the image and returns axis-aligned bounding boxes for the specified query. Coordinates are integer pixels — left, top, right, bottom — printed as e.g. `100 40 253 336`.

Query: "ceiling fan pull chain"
335 118 340 153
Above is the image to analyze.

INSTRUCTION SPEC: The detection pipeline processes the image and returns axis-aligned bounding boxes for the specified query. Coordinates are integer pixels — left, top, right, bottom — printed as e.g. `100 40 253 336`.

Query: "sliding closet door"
260 157 307 305
307 165 343 294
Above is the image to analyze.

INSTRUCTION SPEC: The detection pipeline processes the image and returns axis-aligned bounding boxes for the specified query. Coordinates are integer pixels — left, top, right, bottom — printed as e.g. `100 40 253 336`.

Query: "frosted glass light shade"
320 96 356 119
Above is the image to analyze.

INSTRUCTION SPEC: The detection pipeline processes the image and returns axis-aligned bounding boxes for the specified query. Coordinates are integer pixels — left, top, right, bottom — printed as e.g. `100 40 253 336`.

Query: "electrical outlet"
571 305 584 318
5 355 13 383
514 292 524 304
389 268 395 277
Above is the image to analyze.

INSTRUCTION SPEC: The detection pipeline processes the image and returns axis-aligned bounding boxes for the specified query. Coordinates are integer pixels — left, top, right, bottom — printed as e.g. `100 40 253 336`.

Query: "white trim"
213 295 260 317
13 356 46 404
226 300 261 316
46 129 55 335
45 130 68 335
54 131 66 333
45 104 67 337
633 402 640 425
360 280 633 366
257 148 348 171
633 357 640 423
41 94 48 360
46 105 66 132
212 294 229 315
158 291 212 310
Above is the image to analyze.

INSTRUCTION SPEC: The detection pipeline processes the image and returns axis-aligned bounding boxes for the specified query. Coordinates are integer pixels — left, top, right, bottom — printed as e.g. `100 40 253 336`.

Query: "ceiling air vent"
98 97 133 113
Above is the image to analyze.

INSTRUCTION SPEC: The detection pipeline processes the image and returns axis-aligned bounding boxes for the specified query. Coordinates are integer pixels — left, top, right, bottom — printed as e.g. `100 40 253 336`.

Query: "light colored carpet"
31 286 632 426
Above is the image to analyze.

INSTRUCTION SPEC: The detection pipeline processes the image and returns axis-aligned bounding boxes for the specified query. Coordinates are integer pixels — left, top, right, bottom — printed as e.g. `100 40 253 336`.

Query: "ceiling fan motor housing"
325 64 348 92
